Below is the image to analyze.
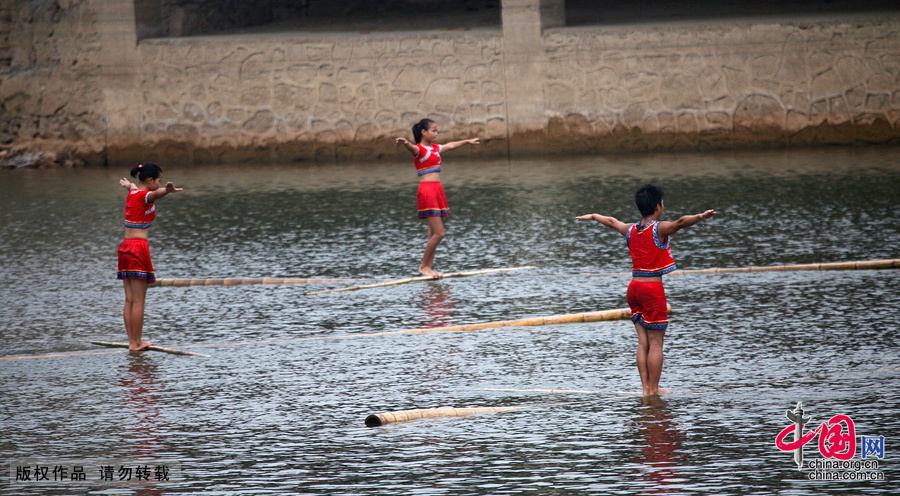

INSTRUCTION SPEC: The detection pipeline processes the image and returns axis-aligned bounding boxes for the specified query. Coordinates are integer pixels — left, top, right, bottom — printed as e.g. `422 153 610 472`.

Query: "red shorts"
117 238 155 283
626 280 668 331
417 181 450 219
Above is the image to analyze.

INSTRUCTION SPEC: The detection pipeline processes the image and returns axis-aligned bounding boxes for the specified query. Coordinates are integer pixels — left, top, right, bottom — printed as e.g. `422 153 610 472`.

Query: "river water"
1 146 899 495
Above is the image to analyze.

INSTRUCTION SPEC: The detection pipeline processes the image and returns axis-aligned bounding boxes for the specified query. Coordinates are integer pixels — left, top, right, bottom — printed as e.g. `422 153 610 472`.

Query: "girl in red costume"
577 184 715 396
117 163 182 351
396 118 479 278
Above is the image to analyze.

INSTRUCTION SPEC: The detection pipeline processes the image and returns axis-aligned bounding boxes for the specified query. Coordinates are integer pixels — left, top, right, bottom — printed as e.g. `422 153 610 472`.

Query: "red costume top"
625 221 676 277
414 143 442 176
124 189 156 229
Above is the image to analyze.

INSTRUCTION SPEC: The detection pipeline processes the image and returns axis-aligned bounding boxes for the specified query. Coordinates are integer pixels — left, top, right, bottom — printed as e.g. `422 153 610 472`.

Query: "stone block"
866 73 894 93
661 74 702 110
166 123 199 140
319 82 338 103
722 66 750 95
390 90 422 110
424 78 463 107
242 110 277 133
241 86 270 106
734 94 785 131
183 103 205 122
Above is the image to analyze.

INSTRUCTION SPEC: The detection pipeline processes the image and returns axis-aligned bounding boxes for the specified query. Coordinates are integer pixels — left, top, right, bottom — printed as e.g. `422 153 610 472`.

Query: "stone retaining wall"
1 0 898 167
536 19 900 153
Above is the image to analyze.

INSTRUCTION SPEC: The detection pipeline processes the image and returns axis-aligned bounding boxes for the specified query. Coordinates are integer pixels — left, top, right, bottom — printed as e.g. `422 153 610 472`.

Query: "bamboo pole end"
365 414 386 427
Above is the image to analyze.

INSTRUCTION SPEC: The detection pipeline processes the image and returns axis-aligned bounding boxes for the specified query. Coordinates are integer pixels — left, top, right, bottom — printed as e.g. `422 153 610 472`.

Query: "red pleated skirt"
417 181 450 219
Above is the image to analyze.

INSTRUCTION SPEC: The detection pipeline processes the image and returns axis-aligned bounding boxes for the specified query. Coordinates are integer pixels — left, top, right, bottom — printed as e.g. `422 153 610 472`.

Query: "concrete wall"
0 0 107 166
1 0 899 167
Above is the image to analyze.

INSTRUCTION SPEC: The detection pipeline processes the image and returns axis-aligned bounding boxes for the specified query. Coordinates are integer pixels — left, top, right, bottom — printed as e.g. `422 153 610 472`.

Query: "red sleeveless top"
625 221 676 277
414 144 442 176
124 189 156 229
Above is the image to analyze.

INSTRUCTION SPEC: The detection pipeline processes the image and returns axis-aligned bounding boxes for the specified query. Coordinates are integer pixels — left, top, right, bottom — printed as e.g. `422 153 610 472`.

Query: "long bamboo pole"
578 258 900 277
88 340 210 357
150 277 366 288
153 259 899 288
365 406 524 427
305 266 536 295
388 304 665 334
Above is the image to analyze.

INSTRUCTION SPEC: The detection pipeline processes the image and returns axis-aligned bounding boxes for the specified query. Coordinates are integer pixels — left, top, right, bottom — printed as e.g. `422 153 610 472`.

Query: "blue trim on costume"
117 271 155 280
632 265 677 278
652 222 669 249
631 313 668 331
417 166 442 176
418 209 450 218
124 221 152 229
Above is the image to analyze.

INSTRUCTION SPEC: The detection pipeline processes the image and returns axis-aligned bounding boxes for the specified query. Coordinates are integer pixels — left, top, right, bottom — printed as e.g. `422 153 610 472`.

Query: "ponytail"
412 118 435 144
130 162 162 182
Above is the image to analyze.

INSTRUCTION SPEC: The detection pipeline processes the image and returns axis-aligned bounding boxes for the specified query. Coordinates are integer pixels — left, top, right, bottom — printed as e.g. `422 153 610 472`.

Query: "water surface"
2 146 898 494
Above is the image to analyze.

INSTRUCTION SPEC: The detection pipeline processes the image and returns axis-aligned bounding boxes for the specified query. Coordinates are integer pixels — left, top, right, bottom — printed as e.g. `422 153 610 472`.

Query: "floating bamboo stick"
150 259 898 288
305 266 536 295
393 304 668 334
578 258 900 277
150 277 366 288
88 340 210 357
365 406 524 427
0 350 124 361
476 387 640 395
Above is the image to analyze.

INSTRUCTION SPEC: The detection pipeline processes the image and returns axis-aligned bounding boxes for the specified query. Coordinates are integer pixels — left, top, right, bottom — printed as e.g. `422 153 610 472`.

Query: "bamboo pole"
578 258 900 277
150 259 899 288
0 350 125 361
150 277 367 288
476 387 642 395
88 341 210 357
391 305 663 334
305 266 536 295
365 406 524 427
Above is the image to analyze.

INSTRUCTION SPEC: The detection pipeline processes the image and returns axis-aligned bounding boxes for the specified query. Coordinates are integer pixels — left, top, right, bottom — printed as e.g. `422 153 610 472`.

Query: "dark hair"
412 118 435 144
635 184 664 217
130 163 162 182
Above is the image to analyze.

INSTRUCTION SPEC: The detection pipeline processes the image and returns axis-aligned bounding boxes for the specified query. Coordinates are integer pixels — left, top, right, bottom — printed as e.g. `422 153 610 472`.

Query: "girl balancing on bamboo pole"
396 119 479 278
117 163 182 352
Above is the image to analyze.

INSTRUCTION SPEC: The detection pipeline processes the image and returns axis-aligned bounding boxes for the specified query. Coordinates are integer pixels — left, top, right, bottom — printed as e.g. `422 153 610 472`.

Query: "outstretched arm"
395 137 420 157
440 138 480 152
147 182 183 203
120 178 137 191
576 213 630 236
657 209 716 238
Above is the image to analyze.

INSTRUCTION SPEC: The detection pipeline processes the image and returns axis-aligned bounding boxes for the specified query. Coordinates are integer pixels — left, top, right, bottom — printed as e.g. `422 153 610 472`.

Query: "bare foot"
644 387 673 396
129 340 152 352
418 266 444 279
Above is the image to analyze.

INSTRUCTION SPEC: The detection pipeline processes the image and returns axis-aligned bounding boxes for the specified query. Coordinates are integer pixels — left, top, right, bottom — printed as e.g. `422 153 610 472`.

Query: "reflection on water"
121 356 163 457
632 395 684 493
121 356 169 496
1 146 899 495
416 285 457 328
